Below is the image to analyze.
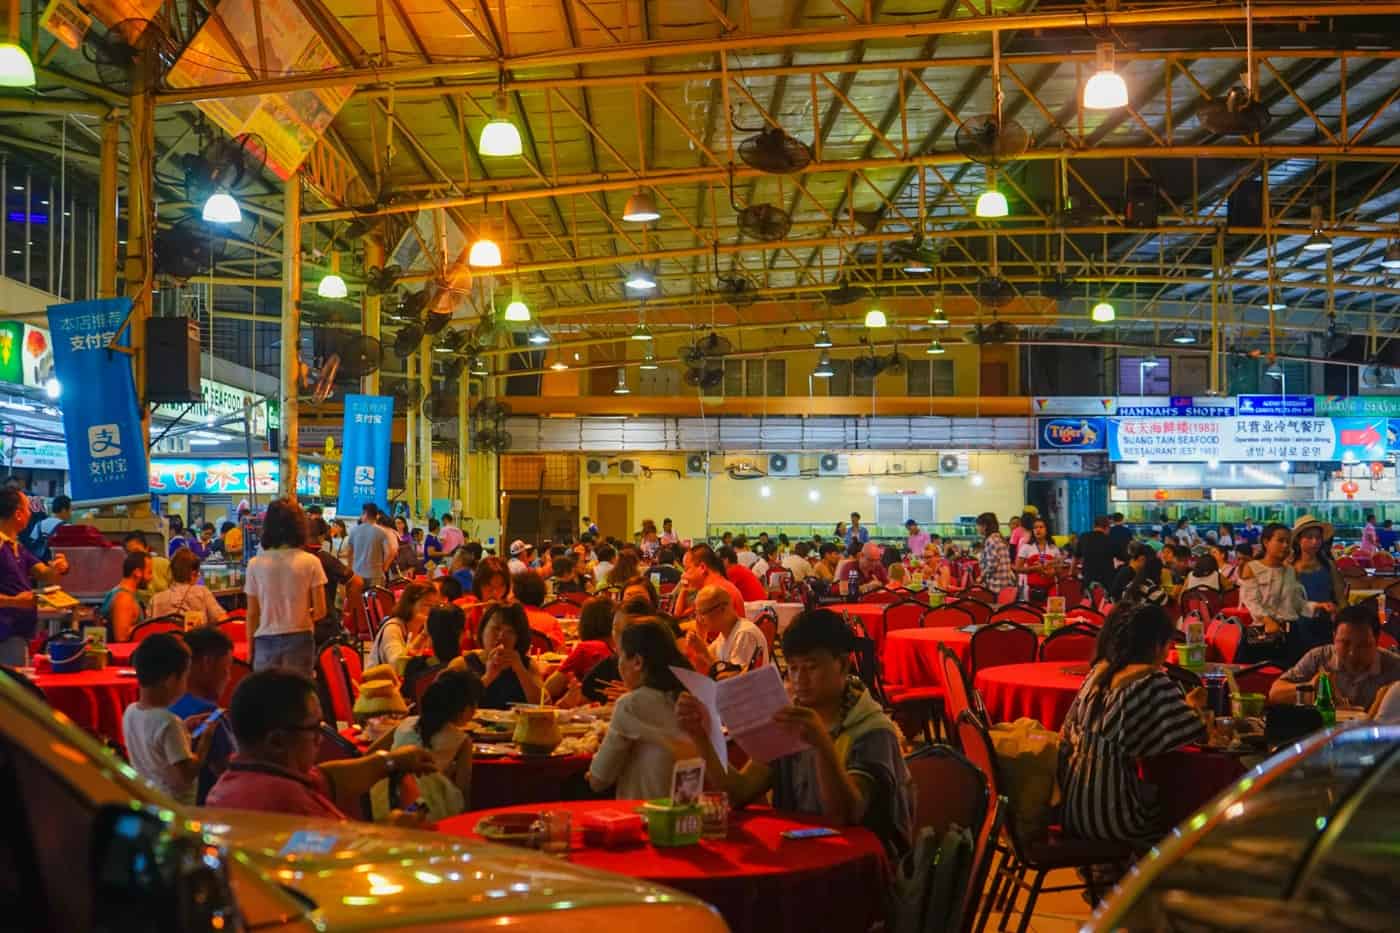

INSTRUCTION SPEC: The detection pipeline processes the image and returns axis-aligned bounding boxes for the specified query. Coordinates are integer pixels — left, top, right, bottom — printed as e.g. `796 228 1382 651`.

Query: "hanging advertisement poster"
1036 417 1107 451
337 394 393 515
1108 415 1388 463
149 458 320 497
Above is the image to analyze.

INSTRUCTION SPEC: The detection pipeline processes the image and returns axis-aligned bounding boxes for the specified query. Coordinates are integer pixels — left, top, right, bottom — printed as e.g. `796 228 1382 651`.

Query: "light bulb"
0 43 36 88
202 190 241 224
970 473 984 487
1091 301 1116 323
808 489 820 502
468 237 502 268
479 90 522 157
760 485 771 498
43 377 60 399
928 307 949 327
528 328 550 345
864 307 887 328
813 327 833 348
975 189 1009 218
924 486 934 496
625 267 656 290
1279 460 1291 472
317 273 348 299
866 484 878 496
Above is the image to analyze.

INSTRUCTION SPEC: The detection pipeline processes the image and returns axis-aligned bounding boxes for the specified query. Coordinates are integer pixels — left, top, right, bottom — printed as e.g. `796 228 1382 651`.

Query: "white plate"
474 709 518 724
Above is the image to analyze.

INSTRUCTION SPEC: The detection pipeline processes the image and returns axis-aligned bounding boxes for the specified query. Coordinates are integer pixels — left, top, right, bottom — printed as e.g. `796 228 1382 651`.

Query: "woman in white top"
1013 517 1063 598
367 581 442 674
1182 554 1225 592
588 620 689 800
244 499 327 675
1239 522 1339 666
391 669 481 816
150 547 228 627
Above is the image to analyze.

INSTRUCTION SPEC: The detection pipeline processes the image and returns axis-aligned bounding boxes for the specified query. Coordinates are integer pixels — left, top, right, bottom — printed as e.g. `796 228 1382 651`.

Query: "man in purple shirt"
0 488 70 666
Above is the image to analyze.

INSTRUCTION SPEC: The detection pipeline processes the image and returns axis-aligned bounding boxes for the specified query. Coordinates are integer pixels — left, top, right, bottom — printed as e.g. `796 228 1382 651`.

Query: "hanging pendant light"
0 42 33 88
503 281 531 322
630 321 653 341
1083 42 1129 110
925 339 946 355
864 307 887 328
813 327 833 348
202 189 241 224
479 89 523 157
1170 326 1197 345
622 188 660 223
613 368 631 394
1382 242 1400 270
1302 203 1331 252
927 306 949 327
639 345 659 370
976 169 1009 219
527 327 550 345
470 356 489 376
625 266 656 291
317 253 348 298
469 227 503 268
812 351 835 378
1091 300 1116 323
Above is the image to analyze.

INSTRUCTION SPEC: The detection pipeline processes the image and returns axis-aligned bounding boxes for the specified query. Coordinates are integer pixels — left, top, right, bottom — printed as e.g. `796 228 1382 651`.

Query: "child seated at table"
466 603 545 708
676 609 914 857
392 669 483 817
545 597 616 704
123 633 218 805
587 621 691 800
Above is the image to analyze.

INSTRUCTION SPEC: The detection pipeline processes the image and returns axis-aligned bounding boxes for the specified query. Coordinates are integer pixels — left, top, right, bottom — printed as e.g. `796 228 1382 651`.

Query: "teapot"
512 706 562 755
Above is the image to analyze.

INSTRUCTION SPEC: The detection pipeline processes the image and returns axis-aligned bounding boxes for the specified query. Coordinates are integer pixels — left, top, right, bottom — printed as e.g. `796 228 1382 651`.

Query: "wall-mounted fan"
954 114 1028 167
364 264 403 295
967 318 1019 345
824 277 866 306
1199 86 1271 135
83 19 178 93
178 130 268 214
975 274 1016 309
714 273 759 307
154 219 222 281
683 365 725 391
393 323 424 358
729 168 791 242
734 109 812 174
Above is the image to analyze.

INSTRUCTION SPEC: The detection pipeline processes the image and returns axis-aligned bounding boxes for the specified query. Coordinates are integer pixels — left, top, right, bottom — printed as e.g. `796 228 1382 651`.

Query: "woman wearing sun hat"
1291 514 1346 613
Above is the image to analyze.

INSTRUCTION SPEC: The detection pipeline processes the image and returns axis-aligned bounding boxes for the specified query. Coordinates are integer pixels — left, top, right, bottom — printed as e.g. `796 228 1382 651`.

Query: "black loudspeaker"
145 317 202 403
389 442 406 489
1125 180 1159 228
1228 178 1263 229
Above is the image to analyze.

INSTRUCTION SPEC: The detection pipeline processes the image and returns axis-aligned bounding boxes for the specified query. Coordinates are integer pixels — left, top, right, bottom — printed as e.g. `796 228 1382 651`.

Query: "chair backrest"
1337 556 1367 579
1056 576 1084 609
216 619 247 642
539 599 577 620
362 586 395 639
1232 661 1284 696
1207 616 1246 664
527 628 554 656
560 590 592 607
753 608 780 660
904 744 988 843
218 656 252 708
316 639 363 725
988 603 1042 627
1066 605 1104 626
130 616 184 643
960 794 1008 933
923 604 975 629
969 621 1039 677
1373 551 1396 572
850 635 888 706
963 586 997 605
1180 586 1224 621
883 599 928 635
315 723 362 764
1038 622 1099 662
948 598 994 627
939 644 977 735
995 586 1019 606
861 587 902 604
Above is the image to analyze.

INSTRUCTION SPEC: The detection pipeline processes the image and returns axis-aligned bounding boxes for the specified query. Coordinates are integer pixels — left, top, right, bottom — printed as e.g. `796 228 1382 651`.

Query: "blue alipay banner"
47 298 149 505
337 393 393 515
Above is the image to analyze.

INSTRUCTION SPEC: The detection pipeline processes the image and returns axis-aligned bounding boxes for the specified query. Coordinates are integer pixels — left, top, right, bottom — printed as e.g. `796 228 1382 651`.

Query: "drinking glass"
540 809 572 855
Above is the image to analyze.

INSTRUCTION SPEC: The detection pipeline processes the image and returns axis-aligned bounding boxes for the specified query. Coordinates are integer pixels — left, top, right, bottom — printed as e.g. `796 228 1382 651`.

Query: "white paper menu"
671 664 810 770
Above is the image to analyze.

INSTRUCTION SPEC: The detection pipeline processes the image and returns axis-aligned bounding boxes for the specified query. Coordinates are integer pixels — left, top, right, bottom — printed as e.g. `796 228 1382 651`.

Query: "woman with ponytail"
391 669 483 816
1057 602 1209 850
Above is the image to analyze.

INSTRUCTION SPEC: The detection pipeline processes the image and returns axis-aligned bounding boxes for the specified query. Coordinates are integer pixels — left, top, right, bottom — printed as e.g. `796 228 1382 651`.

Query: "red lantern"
1153 489 1169 501
1371 461 1386 479
1342 479 1360 500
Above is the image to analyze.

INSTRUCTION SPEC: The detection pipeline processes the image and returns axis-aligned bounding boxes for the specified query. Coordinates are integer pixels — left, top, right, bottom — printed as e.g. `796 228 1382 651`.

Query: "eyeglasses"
695 603 726 616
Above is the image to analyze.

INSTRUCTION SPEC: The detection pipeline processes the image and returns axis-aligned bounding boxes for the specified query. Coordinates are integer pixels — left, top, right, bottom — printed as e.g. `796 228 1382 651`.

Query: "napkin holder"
640 799 703 847
581 809 645 848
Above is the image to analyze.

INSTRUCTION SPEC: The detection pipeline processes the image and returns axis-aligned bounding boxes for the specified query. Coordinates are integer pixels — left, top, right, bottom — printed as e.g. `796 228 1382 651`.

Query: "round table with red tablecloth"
469 752 594 811
106 640 249 667
884 626 1050 691
1140 747 1249 829
825 602 895 647
29 667 141 745
974 661 1086 730
438 800 890 933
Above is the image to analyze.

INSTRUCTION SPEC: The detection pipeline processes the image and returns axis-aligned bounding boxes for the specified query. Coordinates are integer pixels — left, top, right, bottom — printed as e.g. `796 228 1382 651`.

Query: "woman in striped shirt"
1057 602 1209 848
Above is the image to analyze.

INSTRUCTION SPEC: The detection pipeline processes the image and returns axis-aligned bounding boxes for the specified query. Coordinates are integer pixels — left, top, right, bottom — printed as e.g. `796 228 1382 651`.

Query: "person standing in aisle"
244 499 327 675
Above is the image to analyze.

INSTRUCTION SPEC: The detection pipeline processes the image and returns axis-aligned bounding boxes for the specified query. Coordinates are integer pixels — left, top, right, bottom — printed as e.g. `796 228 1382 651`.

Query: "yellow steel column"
405 352 417 515
362 236 383 396
124 51 156 454
279 176 302 499
457 373 468 518
418 332 433 520
97 117 120 298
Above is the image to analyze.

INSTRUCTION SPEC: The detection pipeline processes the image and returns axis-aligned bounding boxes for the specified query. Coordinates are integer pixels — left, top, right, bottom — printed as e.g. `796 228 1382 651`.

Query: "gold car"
0 672 727 932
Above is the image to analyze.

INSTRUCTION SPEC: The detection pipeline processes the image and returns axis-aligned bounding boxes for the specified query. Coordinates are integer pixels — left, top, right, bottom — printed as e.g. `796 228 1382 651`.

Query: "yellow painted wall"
577 451 1027 539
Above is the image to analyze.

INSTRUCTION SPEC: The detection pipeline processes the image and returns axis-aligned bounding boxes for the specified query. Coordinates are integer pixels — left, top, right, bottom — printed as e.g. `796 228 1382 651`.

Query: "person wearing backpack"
19 494 70 562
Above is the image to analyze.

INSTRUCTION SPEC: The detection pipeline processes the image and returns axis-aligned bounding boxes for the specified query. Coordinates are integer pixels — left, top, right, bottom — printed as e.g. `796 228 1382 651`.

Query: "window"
639 364 681 396
1119 355 1172 395
907 360 955 395
723 358 786 395
876 494 935 527
820 359 873 397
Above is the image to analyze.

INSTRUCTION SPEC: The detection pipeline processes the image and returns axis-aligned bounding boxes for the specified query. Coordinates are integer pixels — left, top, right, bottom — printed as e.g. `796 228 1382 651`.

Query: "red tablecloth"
884 627 1049 690
470 753 594 811
30 667 141 744
106 640 249 667
439 800 889 933
826 603 893 646
1140 747 1248 829
975 661 1085 730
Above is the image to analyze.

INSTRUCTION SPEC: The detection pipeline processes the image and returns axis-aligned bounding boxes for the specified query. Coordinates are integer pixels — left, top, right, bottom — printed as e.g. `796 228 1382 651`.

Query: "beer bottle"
1315 672 1337 727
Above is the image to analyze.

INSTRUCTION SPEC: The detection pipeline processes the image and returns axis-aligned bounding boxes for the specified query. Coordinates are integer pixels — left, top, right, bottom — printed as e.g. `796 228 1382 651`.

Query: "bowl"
1231 692 1266 719
476 811 543 848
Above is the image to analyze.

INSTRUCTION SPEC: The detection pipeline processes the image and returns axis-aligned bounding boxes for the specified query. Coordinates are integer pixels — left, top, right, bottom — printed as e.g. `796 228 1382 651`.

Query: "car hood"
195 810 704 931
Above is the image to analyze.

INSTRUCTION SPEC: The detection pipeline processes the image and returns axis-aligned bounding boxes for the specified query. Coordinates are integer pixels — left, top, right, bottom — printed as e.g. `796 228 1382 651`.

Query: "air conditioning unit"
685 453 708 477
939 452 970 476
768 453 800 477
817 453 849 476
585 457 609 477
617 458 642 478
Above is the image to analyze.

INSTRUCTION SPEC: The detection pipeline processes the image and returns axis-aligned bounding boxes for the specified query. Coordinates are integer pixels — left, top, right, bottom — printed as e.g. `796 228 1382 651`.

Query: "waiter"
0 487 70 666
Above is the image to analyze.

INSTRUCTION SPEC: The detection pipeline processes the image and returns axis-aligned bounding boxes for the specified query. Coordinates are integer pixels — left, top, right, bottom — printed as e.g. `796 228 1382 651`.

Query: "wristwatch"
377 749 397 776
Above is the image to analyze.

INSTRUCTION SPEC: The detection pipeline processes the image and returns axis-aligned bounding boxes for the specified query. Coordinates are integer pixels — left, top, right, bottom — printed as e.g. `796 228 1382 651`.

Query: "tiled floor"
974 867 1094 933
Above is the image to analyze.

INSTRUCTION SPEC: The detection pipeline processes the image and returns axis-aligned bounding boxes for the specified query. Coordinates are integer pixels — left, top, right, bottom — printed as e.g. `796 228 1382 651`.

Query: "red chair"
1180 586 1223 621
949 598 994 627
995 586 1020 606
216 619 247 642
938 644 983 737
539 599 578 620
1038 622 1099 663
1207 616 1247 664
1233 661 1284 696
129 616 184 642
1373 551 1396 573
969 621 1039 678
362 586 395 640
1066 606 1104 626
1221 586 1241 608
923 605 975 629
882 599 927 636
988 603 1043 627
1337 556 1367 579
559 590 592 607
958 712 1132 933
860 587 902 604
315 638 364 725
527 629 554 656
963 586 998 606
218 656 252 708
1056 575 1083 608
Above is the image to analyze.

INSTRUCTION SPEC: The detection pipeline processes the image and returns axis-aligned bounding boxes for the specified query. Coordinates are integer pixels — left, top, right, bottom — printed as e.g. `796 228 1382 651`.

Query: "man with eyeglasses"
206 670 434 820
684 585 768 677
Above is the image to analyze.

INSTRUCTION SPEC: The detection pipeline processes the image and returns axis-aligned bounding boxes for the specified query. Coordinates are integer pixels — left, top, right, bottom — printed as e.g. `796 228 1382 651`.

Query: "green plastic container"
640 799 703 847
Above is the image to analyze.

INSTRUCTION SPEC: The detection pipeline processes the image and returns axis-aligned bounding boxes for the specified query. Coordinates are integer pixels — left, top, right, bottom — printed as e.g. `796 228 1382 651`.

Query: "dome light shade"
470 356 489 376
864 307 887 328
1091 300 1115 323
639 346 659 370
1301 231 1332 252
813 327 833 348
503 299 531 322
317 273 348 299
630 322 653 341
479 90 523 157
928 306 949 327
1083 44 1128 110
925 339 945 355
1170 327 1197 345
0 43 35 88
527 327 550 344
468 236 502 268
813 351 834 378
550 359 569 371
975 189 1008 218
202 190 241 224
1262 301 1286 311
613 368 630 394
622 189 660 223
625 267 656 290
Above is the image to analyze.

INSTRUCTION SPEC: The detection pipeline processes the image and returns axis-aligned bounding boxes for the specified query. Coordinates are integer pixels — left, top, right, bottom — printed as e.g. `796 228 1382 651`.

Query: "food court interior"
4 2 1400 932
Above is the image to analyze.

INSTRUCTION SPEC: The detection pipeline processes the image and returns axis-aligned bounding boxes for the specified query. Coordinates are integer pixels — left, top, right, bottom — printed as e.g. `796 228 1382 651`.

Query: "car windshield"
1105 729 1400 931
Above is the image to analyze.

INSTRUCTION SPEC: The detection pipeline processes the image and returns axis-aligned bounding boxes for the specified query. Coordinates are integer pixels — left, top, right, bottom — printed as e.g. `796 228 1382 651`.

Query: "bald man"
834 542 890 597
685 584 769 676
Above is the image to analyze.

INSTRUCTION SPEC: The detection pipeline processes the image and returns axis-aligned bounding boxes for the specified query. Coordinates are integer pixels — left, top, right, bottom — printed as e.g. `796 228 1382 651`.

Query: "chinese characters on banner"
337 394 393 515
1108 416 1389 462
148 459 321 496
46 298 149 505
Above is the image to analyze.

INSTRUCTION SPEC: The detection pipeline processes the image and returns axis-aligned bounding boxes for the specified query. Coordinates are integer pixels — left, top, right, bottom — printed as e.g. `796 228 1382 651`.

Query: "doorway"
590 484 633 542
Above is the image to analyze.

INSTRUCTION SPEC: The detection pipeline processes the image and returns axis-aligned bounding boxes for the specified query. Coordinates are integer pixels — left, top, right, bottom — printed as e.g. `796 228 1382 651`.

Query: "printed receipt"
671 664 809 769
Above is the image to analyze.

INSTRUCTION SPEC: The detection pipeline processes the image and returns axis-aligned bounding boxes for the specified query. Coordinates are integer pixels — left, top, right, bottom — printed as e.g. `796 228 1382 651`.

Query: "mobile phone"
191 709 224 740
401 801 430 816
781 827 840 840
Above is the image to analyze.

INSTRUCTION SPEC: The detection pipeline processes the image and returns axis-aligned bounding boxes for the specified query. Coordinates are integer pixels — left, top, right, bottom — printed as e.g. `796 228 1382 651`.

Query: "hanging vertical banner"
337 394 393 514
46 298 149 505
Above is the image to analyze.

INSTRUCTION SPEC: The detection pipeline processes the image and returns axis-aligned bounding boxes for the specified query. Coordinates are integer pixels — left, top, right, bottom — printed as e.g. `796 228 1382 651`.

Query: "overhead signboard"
1108 415 1389 463
152 378 268 436
1237 394 1315 417
1315 395 1400 417
1032 397 1117 415
149 458 320 497
1112 396 1237 418
1036 417 1107 452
